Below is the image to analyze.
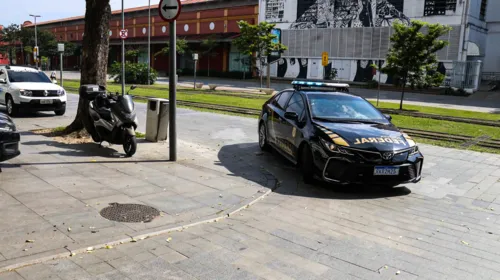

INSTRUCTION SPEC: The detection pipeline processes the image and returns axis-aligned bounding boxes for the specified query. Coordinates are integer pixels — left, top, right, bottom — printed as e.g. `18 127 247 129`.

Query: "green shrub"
110 62 158 85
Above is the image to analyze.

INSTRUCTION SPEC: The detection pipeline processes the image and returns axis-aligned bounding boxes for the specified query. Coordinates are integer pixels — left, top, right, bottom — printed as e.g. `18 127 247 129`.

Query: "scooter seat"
96 107 112 121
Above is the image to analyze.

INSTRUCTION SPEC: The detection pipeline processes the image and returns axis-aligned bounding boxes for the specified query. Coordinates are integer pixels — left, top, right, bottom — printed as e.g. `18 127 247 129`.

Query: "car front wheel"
6 95 19 117
300 144 315 184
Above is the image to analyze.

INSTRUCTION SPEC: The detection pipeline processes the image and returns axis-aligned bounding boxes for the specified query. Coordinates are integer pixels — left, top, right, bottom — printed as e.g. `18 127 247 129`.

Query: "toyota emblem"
44 90 48 97
382 152 394 160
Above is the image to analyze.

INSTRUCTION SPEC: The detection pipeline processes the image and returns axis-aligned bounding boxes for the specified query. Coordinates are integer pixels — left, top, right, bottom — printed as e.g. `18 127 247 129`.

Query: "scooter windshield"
118 95 135 113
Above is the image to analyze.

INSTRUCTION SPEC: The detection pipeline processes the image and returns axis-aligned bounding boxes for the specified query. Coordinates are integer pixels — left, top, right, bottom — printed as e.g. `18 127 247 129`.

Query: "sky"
1 0 161 26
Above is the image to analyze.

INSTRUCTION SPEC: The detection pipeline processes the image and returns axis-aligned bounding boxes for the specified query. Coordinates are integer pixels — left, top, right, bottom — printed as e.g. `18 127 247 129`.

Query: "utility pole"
29 14 40 69
147 0 151 85
121 0 125 95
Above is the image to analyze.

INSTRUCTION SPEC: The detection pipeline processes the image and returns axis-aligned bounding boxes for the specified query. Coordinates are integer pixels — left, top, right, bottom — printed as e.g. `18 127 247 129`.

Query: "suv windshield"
307 93 389 124
7 70 51 83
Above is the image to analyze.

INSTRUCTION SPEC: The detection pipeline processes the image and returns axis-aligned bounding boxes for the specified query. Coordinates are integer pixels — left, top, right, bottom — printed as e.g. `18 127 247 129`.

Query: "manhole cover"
99 203 160 223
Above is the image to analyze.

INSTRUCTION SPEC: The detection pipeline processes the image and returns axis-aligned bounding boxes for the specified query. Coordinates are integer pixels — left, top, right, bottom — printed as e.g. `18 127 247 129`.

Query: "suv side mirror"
0 79 6 84
284 111 298 121
384 114 392 121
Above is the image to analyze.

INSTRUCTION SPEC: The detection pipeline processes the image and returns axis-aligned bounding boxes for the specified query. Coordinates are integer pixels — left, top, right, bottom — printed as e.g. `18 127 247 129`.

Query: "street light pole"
121 0 125 95
29 14 40 69
147 0 151 85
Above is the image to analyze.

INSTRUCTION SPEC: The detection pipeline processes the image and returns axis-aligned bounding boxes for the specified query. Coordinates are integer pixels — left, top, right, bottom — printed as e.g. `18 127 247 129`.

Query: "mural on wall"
274 58 449 84
265 0 287 22
268 0 412 29
424 0 457 16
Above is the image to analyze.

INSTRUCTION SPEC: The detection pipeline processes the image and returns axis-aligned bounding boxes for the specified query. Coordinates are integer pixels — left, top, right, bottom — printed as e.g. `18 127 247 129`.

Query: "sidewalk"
0 125 277 272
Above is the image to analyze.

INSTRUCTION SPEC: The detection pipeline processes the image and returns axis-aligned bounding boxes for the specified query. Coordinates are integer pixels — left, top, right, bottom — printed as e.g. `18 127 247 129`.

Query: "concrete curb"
0 171 280 274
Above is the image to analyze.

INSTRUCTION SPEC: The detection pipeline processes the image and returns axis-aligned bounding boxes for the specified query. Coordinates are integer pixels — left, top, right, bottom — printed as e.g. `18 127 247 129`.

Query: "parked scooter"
79 84 139 157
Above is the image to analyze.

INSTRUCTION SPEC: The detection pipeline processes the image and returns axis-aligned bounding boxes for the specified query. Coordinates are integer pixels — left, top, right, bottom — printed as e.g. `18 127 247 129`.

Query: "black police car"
0 112 20 166
258 80 423 187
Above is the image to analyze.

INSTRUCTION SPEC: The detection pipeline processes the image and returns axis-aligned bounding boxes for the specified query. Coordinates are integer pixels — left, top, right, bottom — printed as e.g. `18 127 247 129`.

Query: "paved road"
49 71 500 113
2 95 500 279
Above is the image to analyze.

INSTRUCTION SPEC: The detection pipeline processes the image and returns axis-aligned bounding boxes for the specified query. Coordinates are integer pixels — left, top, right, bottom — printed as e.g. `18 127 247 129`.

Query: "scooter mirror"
130 85 137 90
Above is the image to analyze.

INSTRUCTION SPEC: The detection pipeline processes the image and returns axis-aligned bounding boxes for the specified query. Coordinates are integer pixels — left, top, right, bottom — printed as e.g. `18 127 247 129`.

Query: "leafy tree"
64 0 112 134
154 38 188 57
382 20 451 109
200 36 218 77
232 21 287 88
0 24 21 64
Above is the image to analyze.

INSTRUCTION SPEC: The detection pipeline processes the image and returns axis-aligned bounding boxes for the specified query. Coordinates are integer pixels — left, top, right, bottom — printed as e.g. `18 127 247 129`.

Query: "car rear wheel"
6 95 18 117
258 122 270 151
300 144 315 184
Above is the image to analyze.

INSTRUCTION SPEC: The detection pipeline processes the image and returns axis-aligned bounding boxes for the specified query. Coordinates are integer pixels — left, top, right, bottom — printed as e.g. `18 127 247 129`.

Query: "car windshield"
7 70 51 83
307 93 389 124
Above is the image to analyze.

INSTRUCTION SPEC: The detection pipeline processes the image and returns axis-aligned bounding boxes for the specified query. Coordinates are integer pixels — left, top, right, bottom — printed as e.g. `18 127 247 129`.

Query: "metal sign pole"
121 0 125 95
147 0 151 86
60 52 63 87
169 20 177 161
377 60 381 107
194 60 197 89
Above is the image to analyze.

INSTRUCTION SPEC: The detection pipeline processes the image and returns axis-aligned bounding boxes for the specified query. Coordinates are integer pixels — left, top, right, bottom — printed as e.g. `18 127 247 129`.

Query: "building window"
480 0 488 21
424 0 457 16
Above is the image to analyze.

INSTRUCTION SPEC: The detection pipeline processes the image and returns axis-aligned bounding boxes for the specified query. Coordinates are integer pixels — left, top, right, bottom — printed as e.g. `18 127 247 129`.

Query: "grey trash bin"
146 98 169 142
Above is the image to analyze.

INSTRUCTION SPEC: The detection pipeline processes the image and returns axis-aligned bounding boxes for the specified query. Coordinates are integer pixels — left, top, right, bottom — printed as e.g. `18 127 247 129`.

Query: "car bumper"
321 154 424 185
0 132 20 162
19 100 66 111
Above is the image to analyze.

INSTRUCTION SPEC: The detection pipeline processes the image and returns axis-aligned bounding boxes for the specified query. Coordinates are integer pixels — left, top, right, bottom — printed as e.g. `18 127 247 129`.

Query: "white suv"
0 66 67 116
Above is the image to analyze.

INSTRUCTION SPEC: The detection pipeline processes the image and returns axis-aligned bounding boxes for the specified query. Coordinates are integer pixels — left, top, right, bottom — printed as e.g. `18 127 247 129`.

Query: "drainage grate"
99 203 160 223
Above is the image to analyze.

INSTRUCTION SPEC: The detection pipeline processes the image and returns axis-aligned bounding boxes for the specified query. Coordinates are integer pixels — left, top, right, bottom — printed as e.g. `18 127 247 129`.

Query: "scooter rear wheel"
123 135 137 157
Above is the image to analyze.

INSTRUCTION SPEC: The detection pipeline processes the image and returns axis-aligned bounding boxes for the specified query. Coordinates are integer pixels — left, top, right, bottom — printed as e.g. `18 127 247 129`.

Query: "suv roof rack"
292 80 350 92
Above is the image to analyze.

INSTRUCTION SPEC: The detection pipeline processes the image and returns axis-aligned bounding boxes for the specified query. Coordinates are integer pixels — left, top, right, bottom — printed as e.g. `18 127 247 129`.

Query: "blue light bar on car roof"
292 80 350 92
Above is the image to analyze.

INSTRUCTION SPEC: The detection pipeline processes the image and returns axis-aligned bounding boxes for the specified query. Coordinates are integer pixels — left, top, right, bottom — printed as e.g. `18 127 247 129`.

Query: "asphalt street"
1 94 500 280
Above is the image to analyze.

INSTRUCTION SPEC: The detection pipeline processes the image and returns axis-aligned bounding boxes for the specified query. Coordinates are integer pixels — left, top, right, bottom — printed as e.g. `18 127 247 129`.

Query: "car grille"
345 148 409 164
31 90 59 97
324 159 421 184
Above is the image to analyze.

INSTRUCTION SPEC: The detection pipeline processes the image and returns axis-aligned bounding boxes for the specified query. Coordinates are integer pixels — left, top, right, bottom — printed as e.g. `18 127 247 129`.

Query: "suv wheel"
6 95 19 117
300 144 315 184
55 106 66 116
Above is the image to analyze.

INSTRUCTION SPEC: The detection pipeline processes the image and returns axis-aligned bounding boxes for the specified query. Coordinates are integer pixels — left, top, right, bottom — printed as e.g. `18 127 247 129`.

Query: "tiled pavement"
1 96 500 279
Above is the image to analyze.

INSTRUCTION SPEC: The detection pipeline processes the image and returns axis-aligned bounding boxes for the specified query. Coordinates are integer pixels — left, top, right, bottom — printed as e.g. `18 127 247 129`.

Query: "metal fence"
281 25 461 61
481 72 500 81
443 61 482 90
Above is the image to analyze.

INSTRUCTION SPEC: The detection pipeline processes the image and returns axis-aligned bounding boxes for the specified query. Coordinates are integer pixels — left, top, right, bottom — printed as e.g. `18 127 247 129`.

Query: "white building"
259 0 488 87
483 0 499 75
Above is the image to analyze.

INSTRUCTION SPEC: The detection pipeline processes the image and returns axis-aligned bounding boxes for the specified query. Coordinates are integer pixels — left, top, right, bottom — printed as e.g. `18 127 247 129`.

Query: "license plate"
374 166 400 176
40 99 53 104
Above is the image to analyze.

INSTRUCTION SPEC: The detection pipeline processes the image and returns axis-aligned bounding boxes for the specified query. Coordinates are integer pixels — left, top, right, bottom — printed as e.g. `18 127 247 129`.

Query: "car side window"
276 91 293 110
285 92 305 119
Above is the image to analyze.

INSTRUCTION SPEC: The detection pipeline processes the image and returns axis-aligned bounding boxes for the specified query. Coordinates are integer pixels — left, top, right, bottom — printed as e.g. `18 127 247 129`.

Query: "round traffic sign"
159 0 181 22
119 29 128 39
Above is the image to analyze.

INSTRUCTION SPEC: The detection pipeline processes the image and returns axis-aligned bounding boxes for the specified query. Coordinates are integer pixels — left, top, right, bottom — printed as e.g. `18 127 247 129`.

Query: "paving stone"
85 262 115 276
0 272 25 280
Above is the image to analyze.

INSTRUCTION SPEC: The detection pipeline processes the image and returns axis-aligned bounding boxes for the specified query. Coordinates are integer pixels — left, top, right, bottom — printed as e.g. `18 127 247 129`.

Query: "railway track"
157 99 500 150
66 86 500 127
65 88 500 150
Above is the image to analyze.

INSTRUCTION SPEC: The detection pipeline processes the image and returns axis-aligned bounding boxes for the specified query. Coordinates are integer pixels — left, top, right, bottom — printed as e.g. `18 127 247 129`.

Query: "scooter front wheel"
123 135 137 157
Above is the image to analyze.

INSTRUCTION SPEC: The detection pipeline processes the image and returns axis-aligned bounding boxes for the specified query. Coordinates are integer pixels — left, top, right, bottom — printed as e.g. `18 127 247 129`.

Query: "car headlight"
409 145 419 155
57 89 65 96
319 138 352 155
20 90 32 96
0 125 14 132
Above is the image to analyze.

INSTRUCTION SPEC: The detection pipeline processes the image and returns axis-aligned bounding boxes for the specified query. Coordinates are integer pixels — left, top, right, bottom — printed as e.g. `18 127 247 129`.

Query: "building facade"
21 0 258 75
483 0 499 75
259 0 488 85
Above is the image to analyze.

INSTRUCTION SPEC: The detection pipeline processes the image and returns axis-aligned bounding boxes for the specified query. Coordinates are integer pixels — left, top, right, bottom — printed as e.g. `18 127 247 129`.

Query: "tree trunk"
207 59 210 77
65 0 111 134
400 75 407 110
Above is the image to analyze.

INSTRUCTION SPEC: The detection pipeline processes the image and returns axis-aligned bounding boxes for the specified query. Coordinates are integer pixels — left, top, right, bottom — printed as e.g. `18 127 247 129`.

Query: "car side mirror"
384 114 392 121
0 79 6 84
284 111 298 121
52 79 58 84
